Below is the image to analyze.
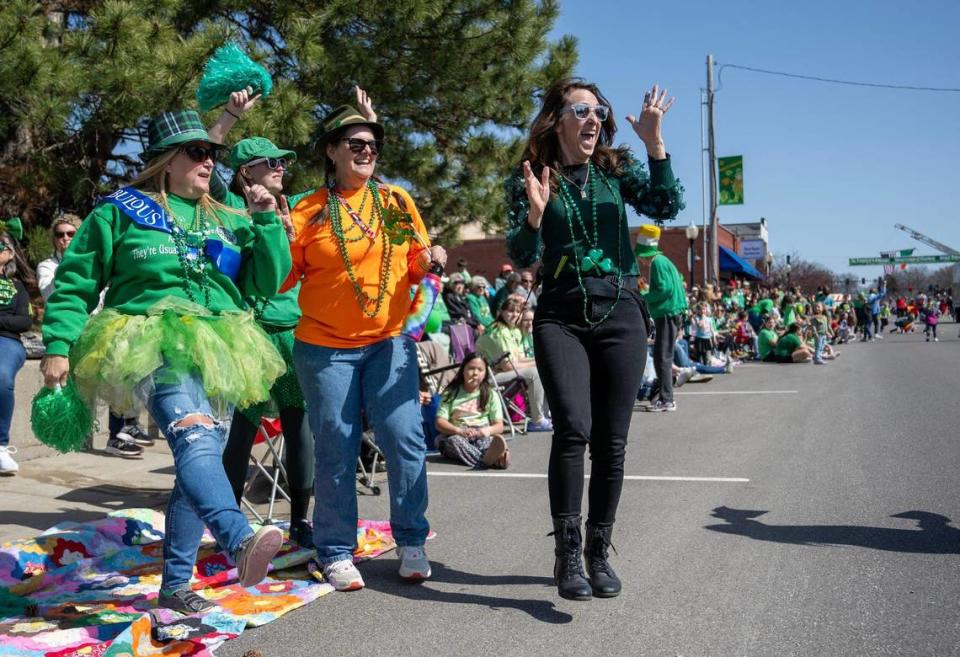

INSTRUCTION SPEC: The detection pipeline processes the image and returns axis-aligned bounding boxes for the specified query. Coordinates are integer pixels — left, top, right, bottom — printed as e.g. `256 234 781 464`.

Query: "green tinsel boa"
196 42 273 112
30 380 93 454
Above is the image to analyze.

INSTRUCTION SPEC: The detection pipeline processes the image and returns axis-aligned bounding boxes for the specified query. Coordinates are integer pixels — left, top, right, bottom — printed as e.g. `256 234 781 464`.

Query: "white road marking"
427 472 748 482
675 390 798 395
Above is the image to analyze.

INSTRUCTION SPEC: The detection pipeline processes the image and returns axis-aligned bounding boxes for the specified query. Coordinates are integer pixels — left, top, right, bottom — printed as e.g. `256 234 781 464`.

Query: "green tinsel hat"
196 42 273 112
31 380 94 454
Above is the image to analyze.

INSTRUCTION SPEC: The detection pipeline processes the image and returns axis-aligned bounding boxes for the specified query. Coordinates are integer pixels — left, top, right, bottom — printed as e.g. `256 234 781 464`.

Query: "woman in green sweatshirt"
40 110 291 615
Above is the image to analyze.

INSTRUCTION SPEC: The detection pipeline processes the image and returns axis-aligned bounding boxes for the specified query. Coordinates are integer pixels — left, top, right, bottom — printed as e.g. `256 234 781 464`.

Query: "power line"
717 63 960 93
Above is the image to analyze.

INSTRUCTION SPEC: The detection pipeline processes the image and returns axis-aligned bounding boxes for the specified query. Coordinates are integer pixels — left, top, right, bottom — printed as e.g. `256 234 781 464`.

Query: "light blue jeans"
814 335 827 362
144 366 253 591
294 336 430 565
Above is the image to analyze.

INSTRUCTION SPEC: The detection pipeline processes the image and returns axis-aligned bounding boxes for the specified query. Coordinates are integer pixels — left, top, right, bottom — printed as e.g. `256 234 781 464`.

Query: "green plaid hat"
142 110 223 161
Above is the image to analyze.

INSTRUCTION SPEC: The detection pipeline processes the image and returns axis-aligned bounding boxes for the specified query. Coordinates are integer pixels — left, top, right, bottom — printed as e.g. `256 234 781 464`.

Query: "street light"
765 251 774 277
685 223 699 288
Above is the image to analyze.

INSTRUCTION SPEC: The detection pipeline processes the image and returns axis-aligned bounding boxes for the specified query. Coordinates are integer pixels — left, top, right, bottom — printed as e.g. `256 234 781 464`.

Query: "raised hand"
227 86 262 117
242 181 277 214
355 85 377 122
522 160 551 228
278 195 295 240
625 84 675 157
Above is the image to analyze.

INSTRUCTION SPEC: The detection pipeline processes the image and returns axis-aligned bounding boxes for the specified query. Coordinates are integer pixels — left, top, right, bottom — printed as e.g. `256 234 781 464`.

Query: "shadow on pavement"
705 506 960 554
360 559 573 624
57 483 169 511
1 508 111 532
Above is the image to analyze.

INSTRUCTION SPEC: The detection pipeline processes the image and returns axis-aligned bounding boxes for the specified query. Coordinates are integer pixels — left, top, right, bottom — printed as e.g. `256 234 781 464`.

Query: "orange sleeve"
280 190 326 293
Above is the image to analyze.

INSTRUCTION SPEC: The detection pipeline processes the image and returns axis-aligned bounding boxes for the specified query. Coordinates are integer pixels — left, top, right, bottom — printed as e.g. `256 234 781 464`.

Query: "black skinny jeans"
533 278 647 527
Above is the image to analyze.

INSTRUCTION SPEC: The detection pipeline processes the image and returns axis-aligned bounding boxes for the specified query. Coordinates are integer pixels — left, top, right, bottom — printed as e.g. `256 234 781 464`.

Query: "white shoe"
0 445 18 475
675 367 694 387
397 545 431 581
322 559 365 591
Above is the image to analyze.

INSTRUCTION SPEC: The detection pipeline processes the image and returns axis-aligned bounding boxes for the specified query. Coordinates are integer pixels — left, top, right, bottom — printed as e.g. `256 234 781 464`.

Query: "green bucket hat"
229 137 297 170
142 110 224 161
317 105 384 148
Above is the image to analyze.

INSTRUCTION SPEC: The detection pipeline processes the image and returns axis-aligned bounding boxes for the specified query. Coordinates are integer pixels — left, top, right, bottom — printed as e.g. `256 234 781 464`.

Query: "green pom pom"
30 380 93 453
196 42 273 112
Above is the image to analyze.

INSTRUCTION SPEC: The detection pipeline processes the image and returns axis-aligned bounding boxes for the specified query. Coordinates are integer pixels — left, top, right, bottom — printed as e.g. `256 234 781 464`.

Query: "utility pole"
705 54 719 284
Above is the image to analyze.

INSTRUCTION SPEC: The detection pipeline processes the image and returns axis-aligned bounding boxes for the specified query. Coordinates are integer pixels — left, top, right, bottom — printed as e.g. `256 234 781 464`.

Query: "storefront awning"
719 245 764 280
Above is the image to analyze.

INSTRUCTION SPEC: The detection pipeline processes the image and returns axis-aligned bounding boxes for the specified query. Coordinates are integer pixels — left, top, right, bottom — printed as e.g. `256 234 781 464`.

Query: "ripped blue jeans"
144 366 253 591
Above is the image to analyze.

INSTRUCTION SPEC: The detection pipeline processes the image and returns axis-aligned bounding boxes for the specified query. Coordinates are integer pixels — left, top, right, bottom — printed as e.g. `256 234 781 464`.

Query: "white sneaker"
322 559 364 591
0 445 18 475
397 545 431 581
675 367 694 387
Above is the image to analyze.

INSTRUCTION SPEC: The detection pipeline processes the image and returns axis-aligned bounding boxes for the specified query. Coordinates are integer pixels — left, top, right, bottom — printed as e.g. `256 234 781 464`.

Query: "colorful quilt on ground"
0 509 398 656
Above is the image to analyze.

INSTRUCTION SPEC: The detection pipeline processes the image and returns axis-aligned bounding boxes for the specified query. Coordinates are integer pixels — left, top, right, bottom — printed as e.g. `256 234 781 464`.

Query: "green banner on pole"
718 155 744 205
849 254 960 266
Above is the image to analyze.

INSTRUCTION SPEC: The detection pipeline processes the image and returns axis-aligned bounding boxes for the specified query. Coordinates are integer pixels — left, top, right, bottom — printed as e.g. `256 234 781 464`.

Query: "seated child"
435 352 509 469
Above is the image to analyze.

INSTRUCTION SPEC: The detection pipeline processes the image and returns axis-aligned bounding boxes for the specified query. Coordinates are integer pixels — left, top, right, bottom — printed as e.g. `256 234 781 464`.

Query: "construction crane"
894 224 960 256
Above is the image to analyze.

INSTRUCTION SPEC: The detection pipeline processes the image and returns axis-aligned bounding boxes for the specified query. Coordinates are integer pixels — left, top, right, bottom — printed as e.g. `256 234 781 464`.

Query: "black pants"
533 280 647 526
222 406 315 518
653 316 680 403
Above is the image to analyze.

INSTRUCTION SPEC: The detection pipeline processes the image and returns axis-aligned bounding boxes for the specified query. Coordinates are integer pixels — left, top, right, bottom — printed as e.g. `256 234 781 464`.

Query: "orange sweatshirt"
282 183 430 348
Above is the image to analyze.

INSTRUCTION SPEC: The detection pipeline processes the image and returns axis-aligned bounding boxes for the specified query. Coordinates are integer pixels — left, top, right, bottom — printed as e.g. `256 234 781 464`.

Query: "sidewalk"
0 361 175 543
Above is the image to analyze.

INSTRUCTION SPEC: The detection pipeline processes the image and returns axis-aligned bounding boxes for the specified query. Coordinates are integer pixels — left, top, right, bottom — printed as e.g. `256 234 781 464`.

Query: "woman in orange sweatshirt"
283 105 446 592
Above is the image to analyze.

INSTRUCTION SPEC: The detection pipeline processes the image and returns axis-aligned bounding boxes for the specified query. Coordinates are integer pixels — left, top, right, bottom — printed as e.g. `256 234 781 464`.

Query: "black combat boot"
584 522 621 598
550 517 592 601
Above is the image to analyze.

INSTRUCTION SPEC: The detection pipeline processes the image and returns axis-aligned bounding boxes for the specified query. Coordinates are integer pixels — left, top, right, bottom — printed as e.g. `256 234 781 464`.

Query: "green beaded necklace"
168 203 212 308
0 278 15 306
556 162 625 327
328 180 394 318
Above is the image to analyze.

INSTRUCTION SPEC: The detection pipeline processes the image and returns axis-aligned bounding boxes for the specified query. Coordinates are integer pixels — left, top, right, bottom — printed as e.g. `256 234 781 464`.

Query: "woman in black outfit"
505 78 684 600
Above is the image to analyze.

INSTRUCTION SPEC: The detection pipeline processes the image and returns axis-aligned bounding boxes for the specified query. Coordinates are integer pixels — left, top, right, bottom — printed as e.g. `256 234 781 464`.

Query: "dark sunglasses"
245 156 288 170
559 103 609 121
55 230 77 238
339 137 384 155
179 144 219 164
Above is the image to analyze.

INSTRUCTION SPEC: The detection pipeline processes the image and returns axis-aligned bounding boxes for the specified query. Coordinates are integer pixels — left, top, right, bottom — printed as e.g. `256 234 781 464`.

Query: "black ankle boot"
550 517 592 601
584 522 621 598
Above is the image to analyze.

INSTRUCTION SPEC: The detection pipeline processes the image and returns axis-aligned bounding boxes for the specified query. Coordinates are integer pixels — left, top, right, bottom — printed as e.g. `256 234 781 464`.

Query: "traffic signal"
861 278 866 285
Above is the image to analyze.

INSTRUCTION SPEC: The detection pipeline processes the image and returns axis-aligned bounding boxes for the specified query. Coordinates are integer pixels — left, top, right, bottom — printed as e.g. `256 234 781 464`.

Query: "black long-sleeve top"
0 279 32 342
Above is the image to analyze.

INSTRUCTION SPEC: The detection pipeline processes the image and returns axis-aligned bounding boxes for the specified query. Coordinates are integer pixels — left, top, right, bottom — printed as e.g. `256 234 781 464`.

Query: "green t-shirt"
476 324 525 365
775 332 802 358
758 328 778 360
42 192 289 357
218 187 313 328
437 387 502 428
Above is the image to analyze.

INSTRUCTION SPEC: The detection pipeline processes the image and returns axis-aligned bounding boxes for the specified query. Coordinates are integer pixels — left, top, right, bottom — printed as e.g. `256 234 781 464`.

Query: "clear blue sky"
549 0 960 279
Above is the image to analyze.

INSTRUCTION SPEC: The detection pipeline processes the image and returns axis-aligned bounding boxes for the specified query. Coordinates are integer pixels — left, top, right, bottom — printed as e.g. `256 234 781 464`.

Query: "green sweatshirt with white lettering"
42 192 291 357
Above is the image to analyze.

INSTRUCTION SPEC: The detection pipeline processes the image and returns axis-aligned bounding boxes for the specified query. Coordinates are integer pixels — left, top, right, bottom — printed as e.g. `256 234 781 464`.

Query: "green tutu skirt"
239 325 306 425
70 298 286 415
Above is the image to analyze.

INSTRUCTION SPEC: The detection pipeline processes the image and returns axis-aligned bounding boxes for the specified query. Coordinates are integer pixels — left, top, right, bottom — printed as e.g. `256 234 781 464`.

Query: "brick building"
446 223 762 286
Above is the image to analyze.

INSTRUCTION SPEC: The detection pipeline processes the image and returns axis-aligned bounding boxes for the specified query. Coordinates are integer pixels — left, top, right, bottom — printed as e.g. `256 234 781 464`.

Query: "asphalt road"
220 326 960 657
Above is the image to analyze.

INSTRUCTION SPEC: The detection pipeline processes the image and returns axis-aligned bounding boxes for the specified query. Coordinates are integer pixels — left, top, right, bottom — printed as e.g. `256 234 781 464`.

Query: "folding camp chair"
357 428 383 496
487 351 530 439
448 322 477 363
240 417 291 524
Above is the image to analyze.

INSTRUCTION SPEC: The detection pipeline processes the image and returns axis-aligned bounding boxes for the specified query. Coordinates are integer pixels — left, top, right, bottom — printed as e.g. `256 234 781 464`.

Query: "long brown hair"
520 78 631 188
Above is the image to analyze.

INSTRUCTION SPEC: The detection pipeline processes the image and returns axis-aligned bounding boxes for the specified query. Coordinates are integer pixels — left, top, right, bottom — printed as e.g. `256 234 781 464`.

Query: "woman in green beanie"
40 109 290 614
208 86 378 548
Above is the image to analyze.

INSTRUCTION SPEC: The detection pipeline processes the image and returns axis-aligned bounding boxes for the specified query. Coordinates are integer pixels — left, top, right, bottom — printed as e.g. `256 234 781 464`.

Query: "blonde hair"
131 149 245 223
